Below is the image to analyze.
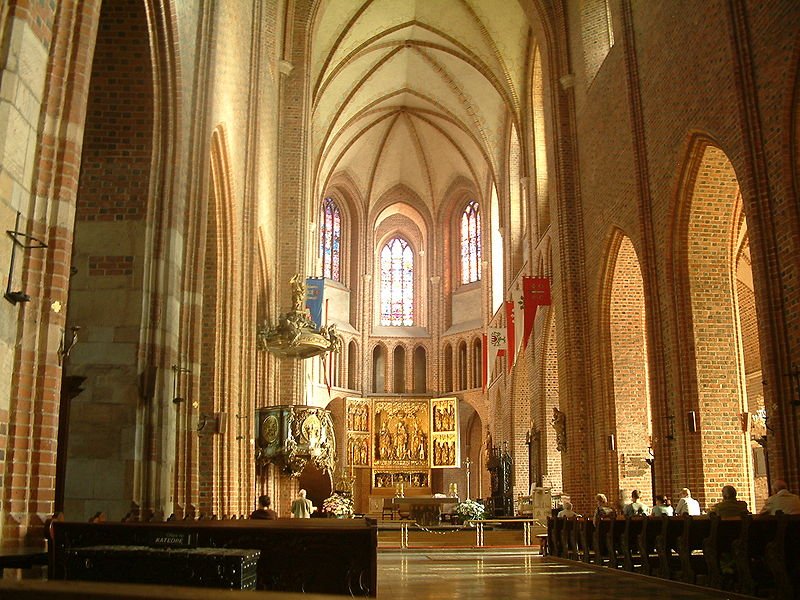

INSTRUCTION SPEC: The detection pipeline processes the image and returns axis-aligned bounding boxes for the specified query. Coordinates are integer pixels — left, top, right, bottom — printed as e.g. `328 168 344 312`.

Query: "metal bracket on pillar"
4 211 48 305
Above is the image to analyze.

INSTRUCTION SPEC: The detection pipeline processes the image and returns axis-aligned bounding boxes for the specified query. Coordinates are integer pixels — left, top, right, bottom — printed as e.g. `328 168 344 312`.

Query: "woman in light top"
650 495 674 517
593 493 615 524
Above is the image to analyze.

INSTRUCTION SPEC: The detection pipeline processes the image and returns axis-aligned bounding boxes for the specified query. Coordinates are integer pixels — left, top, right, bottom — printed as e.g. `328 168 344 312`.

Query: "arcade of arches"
0 0 799 552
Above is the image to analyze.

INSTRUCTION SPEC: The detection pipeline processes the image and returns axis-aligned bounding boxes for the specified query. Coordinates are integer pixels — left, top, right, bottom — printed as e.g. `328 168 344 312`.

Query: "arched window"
380 237 414 326
461 200 481 284
320 197 341 280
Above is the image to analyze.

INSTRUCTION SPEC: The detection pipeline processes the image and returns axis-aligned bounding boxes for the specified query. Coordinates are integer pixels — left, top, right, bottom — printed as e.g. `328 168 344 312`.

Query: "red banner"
522 276 551 348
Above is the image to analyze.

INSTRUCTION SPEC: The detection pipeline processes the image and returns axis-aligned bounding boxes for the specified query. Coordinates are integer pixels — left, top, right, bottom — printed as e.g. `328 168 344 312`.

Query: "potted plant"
453 498 486 524
322 492 355 518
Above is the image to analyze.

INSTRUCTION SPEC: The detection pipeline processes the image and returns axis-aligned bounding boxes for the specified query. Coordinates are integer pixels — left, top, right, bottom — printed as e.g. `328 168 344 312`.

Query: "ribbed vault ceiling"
310 0 531 215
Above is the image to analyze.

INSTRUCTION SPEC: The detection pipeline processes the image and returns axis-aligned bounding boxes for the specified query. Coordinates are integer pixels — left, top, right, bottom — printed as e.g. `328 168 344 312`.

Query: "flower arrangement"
322 492 355 517
453 498 486 521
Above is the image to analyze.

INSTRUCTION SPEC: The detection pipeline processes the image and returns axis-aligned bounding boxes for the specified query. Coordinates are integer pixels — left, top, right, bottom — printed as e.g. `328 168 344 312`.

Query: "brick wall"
609 236 652 506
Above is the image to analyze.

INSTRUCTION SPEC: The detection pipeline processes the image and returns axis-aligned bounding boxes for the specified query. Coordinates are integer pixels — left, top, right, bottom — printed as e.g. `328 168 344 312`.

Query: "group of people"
582 479 800 523
249 489 316 520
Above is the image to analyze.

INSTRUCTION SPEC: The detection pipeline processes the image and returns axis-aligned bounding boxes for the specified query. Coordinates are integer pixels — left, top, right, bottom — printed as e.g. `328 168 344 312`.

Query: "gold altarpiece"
345 397 459 496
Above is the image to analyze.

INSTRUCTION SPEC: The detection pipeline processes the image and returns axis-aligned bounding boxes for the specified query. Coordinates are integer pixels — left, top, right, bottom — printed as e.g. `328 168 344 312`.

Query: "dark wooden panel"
50 519 377 597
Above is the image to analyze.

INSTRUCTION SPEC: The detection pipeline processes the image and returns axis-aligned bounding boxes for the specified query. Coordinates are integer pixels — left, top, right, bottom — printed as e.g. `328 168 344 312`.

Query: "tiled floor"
377 549 748 599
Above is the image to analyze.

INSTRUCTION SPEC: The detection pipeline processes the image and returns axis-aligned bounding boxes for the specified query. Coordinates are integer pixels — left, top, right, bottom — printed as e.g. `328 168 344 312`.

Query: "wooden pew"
567 518 581 561
560 518 579 560
50 519 377 597
592 516 615 567
578 518 594 563
620 516 644 572
676 515 711 584
654 515 682 579
733 514 778 597
636 516 661 576
765 513 800 600
604 517 624 569
703 514 742 591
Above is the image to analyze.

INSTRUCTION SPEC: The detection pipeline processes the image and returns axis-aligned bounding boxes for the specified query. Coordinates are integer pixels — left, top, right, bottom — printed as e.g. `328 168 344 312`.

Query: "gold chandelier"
256 274 341 359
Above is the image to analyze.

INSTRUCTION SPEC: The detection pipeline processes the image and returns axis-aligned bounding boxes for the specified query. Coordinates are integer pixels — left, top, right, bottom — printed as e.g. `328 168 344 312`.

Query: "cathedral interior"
0 0 799 573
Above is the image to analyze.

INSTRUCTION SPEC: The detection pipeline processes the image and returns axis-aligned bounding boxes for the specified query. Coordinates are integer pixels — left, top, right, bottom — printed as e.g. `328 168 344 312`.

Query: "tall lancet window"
461 200 481 284
380 237 414 326
320 197 341 280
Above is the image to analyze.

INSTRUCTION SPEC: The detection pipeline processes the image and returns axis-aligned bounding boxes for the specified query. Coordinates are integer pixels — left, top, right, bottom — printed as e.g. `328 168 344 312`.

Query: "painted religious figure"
373 400 429 468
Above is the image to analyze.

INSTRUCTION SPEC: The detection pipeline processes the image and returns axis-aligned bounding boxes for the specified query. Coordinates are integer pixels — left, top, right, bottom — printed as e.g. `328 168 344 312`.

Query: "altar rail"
50 519 377 597
546 513 800 599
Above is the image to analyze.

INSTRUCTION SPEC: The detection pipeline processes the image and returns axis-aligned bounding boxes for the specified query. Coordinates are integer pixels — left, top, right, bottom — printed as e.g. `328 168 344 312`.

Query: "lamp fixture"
5 212 48 305
171 363 191 404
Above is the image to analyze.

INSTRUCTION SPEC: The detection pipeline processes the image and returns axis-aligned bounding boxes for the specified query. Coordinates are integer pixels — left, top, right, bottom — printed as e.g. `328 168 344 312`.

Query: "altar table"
393 496 457 526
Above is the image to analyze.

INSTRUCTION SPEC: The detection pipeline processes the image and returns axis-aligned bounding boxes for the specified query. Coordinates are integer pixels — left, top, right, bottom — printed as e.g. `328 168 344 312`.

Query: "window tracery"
320 197 341 280
461 200 481 284
380 237 414 326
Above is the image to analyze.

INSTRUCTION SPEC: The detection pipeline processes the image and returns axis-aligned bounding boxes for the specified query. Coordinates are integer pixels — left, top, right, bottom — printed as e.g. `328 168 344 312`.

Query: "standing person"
291 489 314 518
623 490 650 517
674 488 701 516
651 495 674 517
250 495 278 520
759 479 800 515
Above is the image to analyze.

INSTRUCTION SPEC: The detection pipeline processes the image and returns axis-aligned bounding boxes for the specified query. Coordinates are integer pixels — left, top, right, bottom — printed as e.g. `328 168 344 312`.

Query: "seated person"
623 489 651 517
250 494 278 519
710 485 748 517
674 488 701 516
593 493 616 524
557 501 578 518
650 495 674 517
760 479 800 515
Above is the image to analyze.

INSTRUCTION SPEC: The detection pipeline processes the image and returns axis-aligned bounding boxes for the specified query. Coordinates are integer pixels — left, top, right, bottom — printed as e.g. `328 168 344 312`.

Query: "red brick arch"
673 141 757 509
600 232 652 506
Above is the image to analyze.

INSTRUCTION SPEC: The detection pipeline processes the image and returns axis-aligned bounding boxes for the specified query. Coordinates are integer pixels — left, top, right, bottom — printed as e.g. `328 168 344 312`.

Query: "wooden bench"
592 516 616 567
50 519 377 597
551 513 800 599
620 516 644 572
676 515 710 584
536 533 548 555
765 512 800 600
605 517 626 569
654 514 683 579
703 514 742 590
0 547 48 576
578 518 594 563
733 513 778 597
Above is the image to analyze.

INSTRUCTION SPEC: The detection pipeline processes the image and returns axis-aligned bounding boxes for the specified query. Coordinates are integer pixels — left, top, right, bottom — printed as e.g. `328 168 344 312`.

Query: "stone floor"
377 549 754 599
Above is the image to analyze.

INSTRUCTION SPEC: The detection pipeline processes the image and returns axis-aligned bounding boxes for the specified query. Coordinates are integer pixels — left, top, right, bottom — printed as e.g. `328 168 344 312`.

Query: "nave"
377 549 747 599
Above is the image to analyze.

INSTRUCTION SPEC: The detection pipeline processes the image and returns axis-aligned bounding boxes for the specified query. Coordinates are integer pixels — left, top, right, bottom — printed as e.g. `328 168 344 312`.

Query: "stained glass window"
460 200 481 284
320 197 341 280
380 237 414 326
